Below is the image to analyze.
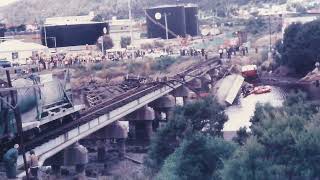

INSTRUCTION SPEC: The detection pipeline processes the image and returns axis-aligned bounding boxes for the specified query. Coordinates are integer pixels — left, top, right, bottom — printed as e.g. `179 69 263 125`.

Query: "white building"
108 17 142 48
282 15 318 35
45 12 95 25
0 40 48 64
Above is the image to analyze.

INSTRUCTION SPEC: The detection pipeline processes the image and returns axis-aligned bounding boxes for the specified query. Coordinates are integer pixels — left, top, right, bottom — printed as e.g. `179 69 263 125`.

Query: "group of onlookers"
218 45 254 59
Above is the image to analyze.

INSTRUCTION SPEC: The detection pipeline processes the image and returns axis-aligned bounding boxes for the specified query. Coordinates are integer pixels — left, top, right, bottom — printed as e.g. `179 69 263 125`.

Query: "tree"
222 92 320 179
92 14 104 22
277 20 320 75
120 36 131 48
232 127 250 145
144 97 228 173
96 35 114 52
245 17 268 35
157 133 236 180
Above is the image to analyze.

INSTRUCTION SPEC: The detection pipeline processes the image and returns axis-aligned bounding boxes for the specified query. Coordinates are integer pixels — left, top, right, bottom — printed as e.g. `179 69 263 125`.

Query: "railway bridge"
15 58 224 177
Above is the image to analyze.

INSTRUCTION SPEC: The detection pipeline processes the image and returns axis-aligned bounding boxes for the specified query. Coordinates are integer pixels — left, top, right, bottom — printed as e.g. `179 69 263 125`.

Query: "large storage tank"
0 29 5 37
41 22 109 48
185 5 199 36
146 5 186 39
10 76 65 113
0 24 6 37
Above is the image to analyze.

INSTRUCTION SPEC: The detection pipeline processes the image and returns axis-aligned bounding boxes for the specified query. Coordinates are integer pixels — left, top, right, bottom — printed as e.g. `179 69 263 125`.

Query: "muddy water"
223 86 286 132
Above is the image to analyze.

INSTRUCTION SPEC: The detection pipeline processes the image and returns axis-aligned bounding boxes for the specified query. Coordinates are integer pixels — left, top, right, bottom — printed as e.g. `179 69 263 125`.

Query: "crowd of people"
26 47 181 70
26 51 108 70
218 45 256 59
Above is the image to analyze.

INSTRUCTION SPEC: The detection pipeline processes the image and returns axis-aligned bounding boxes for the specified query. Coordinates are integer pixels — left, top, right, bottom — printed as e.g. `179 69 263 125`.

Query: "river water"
223 86 286 132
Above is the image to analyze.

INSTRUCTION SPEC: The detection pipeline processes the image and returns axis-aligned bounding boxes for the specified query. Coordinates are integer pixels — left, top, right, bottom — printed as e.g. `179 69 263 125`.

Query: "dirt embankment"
69 57 199 89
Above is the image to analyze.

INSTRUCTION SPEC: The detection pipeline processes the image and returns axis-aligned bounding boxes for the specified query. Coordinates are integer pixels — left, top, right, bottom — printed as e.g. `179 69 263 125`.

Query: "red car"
241 65 257 78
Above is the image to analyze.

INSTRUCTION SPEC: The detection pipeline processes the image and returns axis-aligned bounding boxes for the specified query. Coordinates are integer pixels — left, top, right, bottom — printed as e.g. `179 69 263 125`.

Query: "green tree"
157 133 236 180
223 92 320 180
277 20 320 75
144 97 228 173
245 17 268 35
96 35 114 52
232 127 250 145
222 137 273 180
150 56 176 72
120 36 131 48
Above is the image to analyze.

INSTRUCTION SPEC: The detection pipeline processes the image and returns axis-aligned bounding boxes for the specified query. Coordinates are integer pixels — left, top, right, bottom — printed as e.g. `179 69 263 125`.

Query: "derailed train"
0 72 84 155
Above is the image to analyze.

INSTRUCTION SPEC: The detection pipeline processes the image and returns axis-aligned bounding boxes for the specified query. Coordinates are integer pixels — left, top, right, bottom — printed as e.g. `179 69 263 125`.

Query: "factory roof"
147 4 185 10
0 40 48 52
44 12 102 26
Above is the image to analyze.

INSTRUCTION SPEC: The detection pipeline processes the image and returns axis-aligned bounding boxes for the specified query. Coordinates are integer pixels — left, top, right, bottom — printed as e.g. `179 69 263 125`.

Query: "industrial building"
41 13 109 48
0 40 48 64
108 17 142 48
185 5 199 37
146 4 199 39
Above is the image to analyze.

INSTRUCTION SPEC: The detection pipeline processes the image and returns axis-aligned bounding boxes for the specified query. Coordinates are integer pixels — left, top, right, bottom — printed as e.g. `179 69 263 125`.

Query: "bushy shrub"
91 63 104 71
120 36 131 48
151 56 176 72
127 62 143 73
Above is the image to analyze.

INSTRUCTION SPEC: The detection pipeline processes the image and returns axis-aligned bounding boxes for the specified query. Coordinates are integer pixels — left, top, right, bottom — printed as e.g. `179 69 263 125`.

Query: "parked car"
0 60 12 68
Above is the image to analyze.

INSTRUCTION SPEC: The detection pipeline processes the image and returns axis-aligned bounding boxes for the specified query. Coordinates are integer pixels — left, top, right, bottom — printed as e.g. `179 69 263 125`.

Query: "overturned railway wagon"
0 73 83 157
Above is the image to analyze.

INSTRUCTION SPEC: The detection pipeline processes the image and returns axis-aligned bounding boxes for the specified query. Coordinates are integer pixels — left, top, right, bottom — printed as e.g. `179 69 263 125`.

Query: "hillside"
0 0 286 25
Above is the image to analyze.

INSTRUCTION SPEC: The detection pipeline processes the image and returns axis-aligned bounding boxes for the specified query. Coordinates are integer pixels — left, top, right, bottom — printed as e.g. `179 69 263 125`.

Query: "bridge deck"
17 59 220 175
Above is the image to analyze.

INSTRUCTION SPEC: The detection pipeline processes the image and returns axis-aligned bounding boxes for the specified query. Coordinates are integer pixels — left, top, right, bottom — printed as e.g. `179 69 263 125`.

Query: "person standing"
29 150 39 179
223 48 227 58
227 48 232 59
219 49 223 59
3 144 19 179
241 46 246 56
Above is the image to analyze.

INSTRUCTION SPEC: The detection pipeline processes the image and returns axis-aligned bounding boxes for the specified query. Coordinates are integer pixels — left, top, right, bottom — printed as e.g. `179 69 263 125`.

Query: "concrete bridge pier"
96 121 128 160
126 106 155 140
150 94 175 121
172 85 193 105
64 142 88 176
43 151 64 178
187 78 202 94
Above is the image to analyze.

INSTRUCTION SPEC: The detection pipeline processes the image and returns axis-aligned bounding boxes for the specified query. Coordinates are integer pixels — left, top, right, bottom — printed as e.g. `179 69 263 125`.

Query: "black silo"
41 22 109 48
146 5 186 39
0 24 5 37
185 5 199 36
0 29 5 37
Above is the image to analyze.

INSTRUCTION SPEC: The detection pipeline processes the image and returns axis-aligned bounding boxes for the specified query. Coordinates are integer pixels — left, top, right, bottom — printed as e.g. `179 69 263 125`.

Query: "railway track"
21 57 220 156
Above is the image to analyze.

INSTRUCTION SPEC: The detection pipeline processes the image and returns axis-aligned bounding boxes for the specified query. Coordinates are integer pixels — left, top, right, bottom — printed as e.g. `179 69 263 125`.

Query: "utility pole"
164 13 168 40
269 15 272 52
44 25 47 47
268 4 272 52
5 70 30 180
102 27 107 55
128 0 133 45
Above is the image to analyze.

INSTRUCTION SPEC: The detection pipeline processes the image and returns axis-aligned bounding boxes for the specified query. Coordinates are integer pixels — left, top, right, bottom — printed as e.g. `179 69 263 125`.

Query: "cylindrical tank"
0 24 5 37
185 5 199 37
10 78 64 114
0 28 5 37
12 79 38 113
146 5 186 39
40 79 64 106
